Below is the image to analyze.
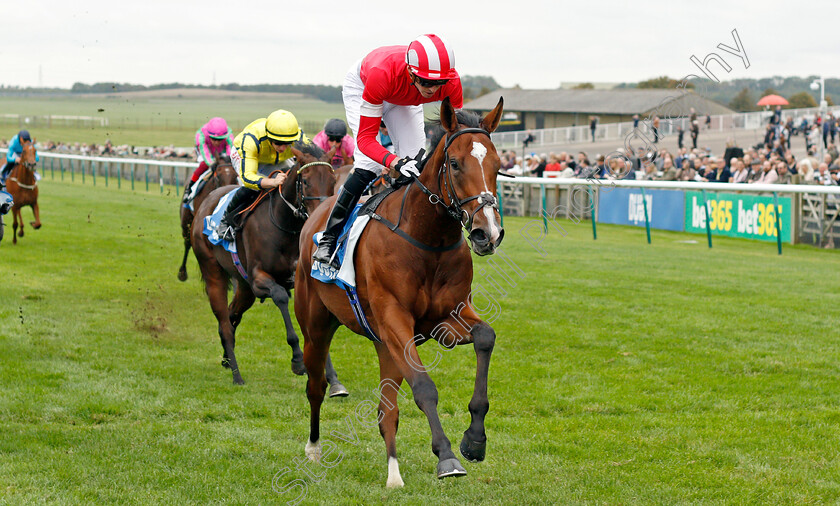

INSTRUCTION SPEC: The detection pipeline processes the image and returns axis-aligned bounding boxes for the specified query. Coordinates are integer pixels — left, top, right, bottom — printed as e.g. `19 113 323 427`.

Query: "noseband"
413 127 500 231
277 161 334 221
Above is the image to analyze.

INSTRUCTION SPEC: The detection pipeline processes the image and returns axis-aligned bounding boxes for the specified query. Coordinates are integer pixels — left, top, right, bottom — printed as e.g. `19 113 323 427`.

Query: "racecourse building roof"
464 88 734 116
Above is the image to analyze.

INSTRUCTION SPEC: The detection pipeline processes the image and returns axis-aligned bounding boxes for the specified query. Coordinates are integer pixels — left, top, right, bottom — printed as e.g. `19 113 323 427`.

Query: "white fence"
490 105 840 149
0 113 110 128
5 147 840 249
1 149 197 194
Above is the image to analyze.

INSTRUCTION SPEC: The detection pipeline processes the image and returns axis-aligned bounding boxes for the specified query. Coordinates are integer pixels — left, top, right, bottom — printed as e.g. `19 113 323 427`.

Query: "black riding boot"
182 180 196 202
184 178 208 204
216 187 255 241
313 168 378 268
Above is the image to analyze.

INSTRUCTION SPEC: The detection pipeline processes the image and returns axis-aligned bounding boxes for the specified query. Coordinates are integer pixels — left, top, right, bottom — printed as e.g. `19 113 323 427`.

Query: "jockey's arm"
357 101 398 169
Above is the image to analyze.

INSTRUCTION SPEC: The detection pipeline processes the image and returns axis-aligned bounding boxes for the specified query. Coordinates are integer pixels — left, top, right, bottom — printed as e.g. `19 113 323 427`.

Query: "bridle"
272 161 334 230
412 127 500 231
20 141 37 171
210 159 234 188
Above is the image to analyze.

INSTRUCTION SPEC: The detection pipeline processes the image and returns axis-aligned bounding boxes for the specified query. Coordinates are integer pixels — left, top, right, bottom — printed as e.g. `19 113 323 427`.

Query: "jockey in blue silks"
1 130 39 186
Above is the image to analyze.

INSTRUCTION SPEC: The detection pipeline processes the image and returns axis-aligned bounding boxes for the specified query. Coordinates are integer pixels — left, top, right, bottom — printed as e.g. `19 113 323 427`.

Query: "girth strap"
367 212 464 252
344 287 380 343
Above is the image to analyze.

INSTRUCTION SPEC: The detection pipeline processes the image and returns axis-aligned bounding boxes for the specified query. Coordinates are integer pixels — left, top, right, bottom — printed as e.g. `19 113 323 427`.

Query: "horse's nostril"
469 229 489 245
495 229 505 247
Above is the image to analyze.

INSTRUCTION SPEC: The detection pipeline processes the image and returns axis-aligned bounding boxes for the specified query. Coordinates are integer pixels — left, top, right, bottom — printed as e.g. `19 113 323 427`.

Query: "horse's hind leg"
30 203 41 229
459 321 496 463
201 266 244 384
295 279 336 462
228 283 255 331
324 354 348 398
375 344 407 487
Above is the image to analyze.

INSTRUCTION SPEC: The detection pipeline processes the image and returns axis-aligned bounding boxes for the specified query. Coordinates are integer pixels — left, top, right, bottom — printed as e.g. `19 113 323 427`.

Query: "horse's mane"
295 137 326 159
423 110 483 167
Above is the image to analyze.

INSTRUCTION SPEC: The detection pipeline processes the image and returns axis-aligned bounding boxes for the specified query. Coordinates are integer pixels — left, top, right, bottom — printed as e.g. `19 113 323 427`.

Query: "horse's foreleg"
178 212 193 281
178 238 191 281
379 308 465 480
30 203 41 229
460 321 496 463
12 208 20 243
375 343 406 488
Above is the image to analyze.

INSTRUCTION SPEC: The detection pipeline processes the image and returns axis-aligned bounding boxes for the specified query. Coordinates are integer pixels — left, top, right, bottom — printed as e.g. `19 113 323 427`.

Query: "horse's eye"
450 160 459 171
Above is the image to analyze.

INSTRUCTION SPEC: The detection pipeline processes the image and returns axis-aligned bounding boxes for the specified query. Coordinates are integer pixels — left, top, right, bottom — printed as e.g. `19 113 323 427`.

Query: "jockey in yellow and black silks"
216 110 306 241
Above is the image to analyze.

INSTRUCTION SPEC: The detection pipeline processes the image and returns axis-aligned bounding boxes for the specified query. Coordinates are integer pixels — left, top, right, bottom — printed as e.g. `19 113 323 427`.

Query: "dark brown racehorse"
191 141 346 390
295 97 505 487
6 139 41 244
178 155 238 281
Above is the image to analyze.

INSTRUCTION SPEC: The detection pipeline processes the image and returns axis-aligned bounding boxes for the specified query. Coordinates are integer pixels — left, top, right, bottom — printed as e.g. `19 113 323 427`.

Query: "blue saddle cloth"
202 188 239 254
310 203 365 290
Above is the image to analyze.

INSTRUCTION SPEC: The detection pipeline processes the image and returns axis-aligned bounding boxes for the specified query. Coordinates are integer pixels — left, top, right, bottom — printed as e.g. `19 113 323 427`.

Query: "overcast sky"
6 0 838 90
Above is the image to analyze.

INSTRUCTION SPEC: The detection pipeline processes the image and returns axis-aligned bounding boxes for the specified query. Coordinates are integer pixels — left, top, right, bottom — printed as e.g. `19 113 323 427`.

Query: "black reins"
413 127 500 230
270 161 334 234
369 126 500 251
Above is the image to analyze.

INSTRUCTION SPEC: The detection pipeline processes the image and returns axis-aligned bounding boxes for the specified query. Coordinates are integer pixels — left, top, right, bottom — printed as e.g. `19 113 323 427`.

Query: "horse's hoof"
305 440 321 462
31 223 41 230
436 458 466 479
177 270 187 282
328 383 349 398
291 358 307 376
232 371 245 385
459 434 487 462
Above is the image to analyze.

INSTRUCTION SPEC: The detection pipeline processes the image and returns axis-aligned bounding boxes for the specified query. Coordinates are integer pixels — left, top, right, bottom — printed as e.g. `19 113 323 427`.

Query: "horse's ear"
480 97 504 133
290 146 304 160
440 97 459 133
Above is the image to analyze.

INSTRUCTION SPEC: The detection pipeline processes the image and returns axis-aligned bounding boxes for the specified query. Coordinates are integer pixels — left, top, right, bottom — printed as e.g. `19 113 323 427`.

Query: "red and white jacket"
357 45 463 168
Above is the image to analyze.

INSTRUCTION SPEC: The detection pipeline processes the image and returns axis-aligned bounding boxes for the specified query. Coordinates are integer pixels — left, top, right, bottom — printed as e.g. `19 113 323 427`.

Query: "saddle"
229 163 295 231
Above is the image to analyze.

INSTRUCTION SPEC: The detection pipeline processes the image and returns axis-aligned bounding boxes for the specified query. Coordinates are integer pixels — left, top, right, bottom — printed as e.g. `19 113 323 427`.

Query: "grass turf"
1 179 839 504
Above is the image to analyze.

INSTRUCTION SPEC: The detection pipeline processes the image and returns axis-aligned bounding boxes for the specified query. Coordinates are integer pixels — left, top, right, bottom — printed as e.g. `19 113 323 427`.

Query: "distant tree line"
617 75 840 112
66 76 503 104
69 82 345 102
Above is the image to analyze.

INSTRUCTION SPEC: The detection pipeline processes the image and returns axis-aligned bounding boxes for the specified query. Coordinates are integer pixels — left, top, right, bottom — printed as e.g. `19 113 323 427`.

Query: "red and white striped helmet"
405 34 456 80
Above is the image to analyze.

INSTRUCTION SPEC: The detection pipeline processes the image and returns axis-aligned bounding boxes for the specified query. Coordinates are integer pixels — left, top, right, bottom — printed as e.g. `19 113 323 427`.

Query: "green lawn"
0 94 347 147
0 93 442 148
1 179 839 504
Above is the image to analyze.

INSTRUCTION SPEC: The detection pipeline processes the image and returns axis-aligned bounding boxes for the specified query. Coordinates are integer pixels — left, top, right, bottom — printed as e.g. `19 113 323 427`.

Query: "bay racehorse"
295 97 505 487
178 155 238 281
191 140 347 391
6 139 41 244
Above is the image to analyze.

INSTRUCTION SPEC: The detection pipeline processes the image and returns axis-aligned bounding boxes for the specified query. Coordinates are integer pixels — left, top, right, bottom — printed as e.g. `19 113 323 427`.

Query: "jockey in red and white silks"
313 34 463 268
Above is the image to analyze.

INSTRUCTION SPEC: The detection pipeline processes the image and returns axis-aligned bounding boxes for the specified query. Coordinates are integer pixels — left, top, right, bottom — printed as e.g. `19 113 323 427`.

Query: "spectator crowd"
3 108 839 185
497 110 840 186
